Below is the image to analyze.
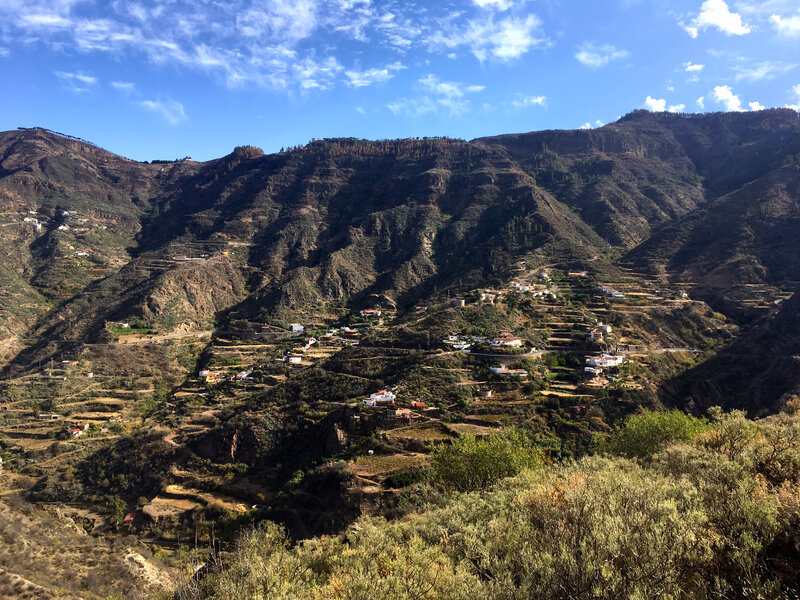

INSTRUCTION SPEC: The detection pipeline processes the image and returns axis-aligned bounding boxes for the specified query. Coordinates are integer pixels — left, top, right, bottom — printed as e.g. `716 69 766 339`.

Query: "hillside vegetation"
0 112 799 596
176 406 800 599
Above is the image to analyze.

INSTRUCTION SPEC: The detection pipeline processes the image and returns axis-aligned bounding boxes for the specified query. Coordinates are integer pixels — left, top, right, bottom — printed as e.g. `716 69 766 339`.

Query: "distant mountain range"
1 109 799 410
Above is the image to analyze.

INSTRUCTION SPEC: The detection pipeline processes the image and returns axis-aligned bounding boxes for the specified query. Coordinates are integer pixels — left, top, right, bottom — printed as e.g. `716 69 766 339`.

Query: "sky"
1 0 799 161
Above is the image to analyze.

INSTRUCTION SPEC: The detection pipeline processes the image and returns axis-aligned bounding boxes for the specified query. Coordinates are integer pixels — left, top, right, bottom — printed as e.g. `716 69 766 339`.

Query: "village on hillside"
0 253 747 539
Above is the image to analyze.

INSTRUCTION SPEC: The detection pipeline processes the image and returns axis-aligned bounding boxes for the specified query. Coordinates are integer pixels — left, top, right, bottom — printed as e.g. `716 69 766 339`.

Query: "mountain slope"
663 291 800 415
0 112 798 385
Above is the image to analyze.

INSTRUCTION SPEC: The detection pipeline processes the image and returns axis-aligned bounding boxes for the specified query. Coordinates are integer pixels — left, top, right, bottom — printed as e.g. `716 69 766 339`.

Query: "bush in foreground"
175 409 800 599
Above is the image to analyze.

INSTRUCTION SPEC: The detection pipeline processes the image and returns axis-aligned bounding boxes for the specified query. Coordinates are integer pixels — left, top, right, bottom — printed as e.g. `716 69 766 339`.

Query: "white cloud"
389 74 485 117
734 61 796 82
0 0 547 96
418 74 485 96
54 70 98 92
237 0 318 43
770 13 800 36
512 94 546 109
18 13 71 28
682 0 750 38
668 103 686 113
595 119 604 127
387 96 437 117
574 42 629 68
748 101 765 111
644 96 667 111
697 96 705 109
111 81 135 93
711 85 743 111
473 0 513 10
786 83 800 111
140 98 187 125
293 56 344 90
345 61 404 87
432 14 547 62
579 122 592 129
684 61 705 72
0 47 9 56
355 106 366 115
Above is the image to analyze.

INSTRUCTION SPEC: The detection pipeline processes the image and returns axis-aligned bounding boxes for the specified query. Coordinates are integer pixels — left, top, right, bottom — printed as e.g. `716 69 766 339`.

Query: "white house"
488 366 528 378
360 309 381 318
511 281 532 292
597 323 612 334
585 354 624 368
502 369 528 379
588 330 603 342
490 337 523 348
289 323 305 333
369 389 396 403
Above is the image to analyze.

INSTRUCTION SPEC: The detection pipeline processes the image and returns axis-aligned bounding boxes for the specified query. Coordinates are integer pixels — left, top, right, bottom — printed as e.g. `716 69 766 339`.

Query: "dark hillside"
663 291 800 415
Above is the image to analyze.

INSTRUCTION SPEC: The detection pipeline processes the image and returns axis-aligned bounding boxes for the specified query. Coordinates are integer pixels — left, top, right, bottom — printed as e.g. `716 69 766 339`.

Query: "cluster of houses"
491 336 524 348
199 370 225 383
443 335 473 351
21 210 96 235
363 389 396 407
200 369 255 383
584 353 625 377
509 279 557 300
59 211 91 234
442 333 529 352
598 284 626 299
362 389 432 424
22 213 46 231
587 322 613 342
359 309 381 318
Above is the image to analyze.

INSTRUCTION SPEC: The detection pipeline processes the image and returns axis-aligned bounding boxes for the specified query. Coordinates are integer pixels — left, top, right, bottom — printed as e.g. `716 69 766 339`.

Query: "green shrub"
605 409 710 459
383 470 426 489
429 428 543 492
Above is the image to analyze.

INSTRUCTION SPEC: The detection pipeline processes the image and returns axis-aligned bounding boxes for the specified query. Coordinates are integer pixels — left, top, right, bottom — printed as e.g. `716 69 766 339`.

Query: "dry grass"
0 493 175 599
445 423 501 437
386 423 453 443
352 453 428 477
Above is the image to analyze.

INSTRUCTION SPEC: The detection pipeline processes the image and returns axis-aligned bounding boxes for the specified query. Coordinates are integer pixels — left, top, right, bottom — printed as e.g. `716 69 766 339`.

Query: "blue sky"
1 0 799 161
